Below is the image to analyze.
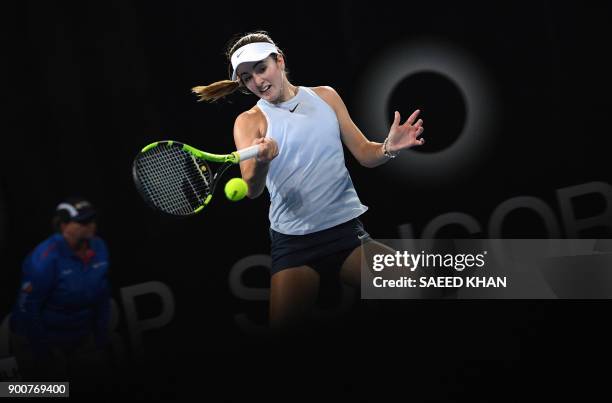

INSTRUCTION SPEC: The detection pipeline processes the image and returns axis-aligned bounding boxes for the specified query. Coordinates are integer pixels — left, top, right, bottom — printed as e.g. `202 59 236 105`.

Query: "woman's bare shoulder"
311 86 342 108
234 106 266 138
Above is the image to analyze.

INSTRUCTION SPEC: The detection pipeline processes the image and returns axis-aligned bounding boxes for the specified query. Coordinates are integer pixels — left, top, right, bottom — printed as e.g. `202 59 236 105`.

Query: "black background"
2 1 611 401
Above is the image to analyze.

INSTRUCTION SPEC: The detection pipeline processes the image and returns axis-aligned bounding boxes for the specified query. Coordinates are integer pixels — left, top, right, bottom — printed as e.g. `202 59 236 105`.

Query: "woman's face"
62 220 97 241
236 55 285 103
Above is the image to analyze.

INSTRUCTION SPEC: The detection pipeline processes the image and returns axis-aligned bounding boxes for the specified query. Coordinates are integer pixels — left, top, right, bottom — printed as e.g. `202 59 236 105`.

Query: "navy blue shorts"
269 218 371 276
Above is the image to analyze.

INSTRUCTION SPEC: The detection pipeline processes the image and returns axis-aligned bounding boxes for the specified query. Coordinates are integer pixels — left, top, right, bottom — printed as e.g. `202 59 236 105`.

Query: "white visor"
231 42 279 81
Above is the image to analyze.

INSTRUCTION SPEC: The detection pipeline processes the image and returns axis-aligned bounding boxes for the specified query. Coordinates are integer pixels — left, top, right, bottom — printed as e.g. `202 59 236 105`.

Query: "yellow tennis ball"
224 178 248 201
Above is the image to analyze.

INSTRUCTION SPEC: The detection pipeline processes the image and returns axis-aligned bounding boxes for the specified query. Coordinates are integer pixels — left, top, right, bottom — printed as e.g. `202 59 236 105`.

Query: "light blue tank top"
257 86 368 235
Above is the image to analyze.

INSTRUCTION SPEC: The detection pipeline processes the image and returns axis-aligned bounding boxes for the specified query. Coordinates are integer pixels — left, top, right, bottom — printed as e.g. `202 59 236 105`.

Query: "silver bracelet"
383 136 399 158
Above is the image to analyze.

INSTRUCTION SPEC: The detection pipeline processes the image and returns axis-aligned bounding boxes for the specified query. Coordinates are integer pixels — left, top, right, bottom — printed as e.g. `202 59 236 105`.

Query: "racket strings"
135 145 212 215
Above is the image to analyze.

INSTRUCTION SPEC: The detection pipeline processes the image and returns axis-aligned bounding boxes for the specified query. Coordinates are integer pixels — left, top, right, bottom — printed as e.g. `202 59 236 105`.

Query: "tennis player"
192 31 425 328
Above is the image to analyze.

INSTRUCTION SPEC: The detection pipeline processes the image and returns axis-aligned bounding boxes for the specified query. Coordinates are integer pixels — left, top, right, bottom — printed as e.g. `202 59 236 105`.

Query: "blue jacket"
10 233 110 356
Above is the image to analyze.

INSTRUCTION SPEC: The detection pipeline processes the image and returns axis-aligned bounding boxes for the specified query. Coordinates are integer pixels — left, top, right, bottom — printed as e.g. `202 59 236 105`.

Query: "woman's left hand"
386 109 425 153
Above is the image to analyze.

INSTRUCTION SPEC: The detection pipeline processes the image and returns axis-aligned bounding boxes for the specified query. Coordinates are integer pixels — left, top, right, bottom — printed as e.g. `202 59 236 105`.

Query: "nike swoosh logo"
289 103 299 113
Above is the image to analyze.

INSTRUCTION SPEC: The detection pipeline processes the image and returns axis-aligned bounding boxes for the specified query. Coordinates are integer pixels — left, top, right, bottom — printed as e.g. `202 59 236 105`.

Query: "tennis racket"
132 140 258 216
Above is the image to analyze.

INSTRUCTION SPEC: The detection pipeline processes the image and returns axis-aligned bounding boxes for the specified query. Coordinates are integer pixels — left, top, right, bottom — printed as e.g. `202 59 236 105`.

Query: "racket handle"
235 145 259 162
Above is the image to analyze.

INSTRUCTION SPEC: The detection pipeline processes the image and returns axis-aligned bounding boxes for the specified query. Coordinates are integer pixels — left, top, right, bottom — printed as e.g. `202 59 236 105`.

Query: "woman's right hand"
254 136 279 163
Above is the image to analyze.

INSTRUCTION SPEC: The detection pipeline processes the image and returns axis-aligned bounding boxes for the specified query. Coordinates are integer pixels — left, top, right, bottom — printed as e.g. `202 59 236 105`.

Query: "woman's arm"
233 108 278 198
313 86 425 168
18 254 56 358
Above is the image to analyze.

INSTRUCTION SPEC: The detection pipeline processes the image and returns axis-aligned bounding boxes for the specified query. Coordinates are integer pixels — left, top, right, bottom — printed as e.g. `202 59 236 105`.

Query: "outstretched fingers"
405 109 420 126
392 111 401 127
415 126 425 145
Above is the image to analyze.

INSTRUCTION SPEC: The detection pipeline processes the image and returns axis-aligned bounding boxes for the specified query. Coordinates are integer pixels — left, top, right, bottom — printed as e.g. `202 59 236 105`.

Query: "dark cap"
55 198 96 223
